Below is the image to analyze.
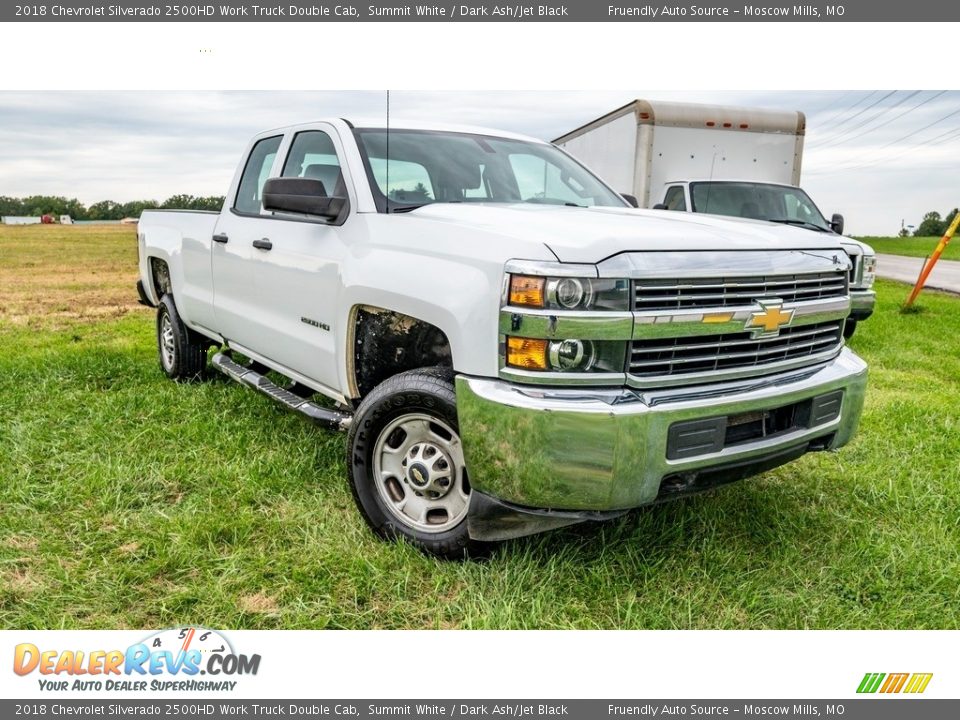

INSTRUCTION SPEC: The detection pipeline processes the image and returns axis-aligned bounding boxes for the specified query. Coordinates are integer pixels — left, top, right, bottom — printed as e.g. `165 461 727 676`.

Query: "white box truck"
554 99 876 337
554 99 806 209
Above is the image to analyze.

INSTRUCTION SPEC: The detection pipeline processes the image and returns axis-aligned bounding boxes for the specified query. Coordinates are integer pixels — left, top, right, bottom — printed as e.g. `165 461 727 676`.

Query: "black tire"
347 367 487 560
843 319 858 340
156 294 208 381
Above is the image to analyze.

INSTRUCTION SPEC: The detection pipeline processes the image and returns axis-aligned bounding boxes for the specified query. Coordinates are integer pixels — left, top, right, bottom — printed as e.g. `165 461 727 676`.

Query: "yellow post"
905 212 960 307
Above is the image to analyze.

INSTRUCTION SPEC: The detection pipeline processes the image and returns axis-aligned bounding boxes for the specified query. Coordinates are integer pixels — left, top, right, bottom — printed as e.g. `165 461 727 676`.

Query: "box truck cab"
554 99 876 337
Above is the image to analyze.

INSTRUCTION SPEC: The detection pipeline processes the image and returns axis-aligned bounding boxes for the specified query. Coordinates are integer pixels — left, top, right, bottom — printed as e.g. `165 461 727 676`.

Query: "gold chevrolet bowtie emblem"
411 467 425 483
746 301 794 336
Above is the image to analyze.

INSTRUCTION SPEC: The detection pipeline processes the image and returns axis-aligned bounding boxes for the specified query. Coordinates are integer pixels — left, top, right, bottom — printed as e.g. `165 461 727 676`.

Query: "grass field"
1 225 959 630
859 236 960 261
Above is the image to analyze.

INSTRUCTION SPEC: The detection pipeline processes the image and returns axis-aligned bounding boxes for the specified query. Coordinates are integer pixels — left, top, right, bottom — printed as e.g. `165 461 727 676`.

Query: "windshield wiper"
388 200 464 213
768 218 830 232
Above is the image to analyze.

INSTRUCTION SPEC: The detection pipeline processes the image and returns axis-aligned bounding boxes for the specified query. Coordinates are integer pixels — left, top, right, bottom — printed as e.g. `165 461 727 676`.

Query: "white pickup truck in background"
554 99 877 338
137 118 868 558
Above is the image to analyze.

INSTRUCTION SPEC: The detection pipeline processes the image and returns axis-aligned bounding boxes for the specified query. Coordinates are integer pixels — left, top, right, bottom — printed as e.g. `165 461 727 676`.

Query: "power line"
807 115 960 175
842 124 960 172
811 91 878 134
808 90 898 143
807 90 921 149
804 90 858 118
808 90 946 150
862 103 960 154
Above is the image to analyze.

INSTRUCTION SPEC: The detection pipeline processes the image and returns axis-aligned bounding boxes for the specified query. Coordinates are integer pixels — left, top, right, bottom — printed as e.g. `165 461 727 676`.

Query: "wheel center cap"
407 462 431 488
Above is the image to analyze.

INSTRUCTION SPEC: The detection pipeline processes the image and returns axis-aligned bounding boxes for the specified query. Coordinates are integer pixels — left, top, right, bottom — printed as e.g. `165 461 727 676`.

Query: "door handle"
212 233 229 244
252 238 273 251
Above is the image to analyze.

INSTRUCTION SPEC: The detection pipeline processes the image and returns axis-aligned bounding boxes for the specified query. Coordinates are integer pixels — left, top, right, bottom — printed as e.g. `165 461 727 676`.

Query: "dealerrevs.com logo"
13 627 261 693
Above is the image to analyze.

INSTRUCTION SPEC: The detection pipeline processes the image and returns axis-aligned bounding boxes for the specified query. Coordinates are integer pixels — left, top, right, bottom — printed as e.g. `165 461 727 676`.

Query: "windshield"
354 128 627 212
690 182 832 232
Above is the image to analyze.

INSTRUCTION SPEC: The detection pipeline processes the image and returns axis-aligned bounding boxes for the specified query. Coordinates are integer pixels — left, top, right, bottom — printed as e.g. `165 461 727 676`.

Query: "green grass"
858 236 960 261
1 227 959 629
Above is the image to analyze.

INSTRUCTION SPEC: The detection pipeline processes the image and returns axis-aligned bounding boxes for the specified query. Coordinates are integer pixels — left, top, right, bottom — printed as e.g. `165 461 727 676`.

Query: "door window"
281 130 346 197
234 135 282 214
663 186 686 211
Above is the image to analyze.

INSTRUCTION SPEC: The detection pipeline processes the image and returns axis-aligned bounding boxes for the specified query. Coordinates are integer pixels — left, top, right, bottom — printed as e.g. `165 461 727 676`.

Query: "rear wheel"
156 294 208 381
347 367 486 559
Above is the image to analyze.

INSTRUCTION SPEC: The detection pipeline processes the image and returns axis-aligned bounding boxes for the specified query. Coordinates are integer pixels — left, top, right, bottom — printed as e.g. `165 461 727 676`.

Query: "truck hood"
405 203 846 264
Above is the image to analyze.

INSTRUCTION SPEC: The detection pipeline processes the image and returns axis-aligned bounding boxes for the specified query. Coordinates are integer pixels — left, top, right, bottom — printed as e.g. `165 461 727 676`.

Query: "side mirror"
652 203 668 210
830 213 845 235
262 177 347 221
621 193 639 208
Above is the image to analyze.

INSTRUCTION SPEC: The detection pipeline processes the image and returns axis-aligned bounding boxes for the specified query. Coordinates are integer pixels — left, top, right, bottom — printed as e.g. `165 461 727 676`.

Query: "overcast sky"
1 90 957 235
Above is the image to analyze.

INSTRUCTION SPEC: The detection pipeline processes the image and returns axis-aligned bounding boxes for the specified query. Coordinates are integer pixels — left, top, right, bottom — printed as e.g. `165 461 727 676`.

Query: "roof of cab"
259 118 549 145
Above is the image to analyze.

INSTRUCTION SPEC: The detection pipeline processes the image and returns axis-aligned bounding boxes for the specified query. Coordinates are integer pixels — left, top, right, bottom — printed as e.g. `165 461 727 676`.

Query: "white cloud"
0 90 957 235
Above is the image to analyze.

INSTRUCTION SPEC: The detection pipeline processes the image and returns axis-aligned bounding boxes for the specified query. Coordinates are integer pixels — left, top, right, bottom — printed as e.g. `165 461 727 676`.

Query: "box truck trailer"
554 99 876 337
554 99 806 208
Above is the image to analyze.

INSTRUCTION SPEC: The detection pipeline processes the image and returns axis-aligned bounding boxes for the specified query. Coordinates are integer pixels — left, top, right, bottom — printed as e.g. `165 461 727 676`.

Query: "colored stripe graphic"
857 672 932 694
904 673 934 694
857 673 885 693
881 673 909 693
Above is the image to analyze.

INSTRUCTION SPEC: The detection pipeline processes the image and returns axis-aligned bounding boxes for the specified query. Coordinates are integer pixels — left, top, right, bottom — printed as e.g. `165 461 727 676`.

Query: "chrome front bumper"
456 348 868 517
850 289 876 321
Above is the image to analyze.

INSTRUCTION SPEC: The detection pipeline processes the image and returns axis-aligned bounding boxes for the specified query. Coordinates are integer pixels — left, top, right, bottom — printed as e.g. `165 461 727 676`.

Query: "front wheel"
843 319 858 340
347 368 486 559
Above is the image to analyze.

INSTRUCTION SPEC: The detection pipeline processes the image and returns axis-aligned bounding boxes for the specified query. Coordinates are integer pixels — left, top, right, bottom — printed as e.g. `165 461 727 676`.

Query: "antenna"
385 89 390 212
702 144 719 212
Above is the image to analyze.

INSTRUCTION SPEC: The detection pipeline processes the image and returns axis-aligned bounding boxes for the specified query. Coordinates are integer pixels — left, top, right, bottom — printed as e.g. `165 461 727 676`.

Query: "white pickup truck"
137 119 868 558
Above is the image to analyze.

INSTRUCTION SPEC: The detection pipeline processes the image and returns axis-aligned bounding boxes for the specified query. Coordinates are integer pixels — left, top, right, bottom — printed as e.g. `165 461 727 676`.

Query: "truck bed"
137 208 220 323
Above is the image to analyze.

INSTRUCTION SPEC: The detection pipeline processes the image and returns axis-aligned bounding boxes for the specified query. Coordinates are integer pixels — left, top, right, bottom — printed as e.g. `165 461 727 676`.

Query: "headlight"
548 338 593 371
861 255 877 289
509 274 630 311
506 336 625 373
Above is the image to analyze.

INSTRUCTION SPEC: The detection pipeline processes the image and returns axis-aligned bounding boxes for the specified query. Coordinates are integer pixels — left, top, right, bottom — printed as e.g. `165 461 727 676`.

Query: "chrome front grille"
633 272 848 311
629 321 844 378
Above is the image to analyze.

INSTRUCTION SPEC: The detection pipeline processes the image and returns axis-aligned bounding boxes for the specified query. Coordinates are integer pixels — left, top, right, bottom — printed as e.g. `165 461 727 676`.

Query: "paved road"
876 253 960 294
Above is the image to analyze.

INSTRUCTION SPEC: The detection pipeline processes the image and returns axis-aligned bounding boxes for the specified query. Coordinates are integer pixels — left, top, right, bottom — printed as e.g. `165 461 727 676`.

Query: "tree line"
910 208 959 237
0 195 225 221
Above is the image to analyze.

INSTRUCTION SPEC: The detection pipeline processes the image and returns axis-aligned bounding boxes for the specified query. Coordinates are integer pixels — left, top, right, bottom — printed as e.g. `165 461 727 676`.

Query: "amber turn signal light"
509 275 545 308
506 337 548 370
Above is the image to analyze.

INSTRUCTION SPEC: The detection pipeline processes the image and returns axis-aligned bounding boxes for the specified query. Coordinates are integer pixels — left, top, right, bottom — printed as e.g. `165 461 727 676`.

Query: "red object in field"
41 215 54 224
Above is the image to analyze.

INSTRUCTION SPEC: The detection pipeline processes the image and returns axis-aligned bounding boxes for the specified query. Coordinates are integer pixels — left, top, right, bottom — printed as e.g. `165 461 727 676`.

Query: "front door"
245 126 352 393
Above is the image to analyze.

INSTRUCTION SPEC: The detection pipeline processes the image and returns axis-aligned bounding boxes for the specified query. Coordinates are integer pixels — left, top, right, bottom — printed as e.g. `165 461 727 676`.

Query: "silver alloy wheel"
372 413 469 534
159 312 176 371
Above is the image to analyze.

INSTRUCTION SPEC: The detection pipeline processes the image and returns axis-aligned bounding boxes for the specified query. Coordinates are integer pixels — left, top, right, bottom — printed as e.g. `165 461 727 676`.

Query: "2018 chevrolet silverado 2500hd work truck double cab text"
137 119 868 559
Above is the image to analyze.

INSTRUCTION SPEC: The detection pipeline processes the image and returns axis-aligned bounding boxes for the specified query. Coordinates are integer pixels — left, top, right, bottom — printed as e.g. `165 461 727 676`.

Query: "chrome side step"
212 352 352 431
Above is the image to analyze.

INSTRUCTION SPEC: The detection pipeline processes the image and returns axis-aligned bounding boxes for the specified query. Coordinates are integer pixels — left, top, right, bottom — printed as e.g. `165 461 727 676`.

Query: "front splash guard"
467 491 627 542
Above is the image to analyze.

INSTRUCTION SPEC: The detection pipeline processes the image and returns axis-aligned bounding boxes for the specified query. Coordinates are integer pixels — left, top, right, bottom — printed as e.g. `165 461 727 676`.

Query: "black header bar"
4 0 956 22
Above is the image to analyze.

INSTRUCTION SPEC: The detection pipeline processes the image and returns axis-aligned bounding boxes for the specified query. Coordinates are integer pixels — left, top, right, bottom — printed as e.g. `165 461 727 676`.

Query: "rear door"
210 133 283 351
